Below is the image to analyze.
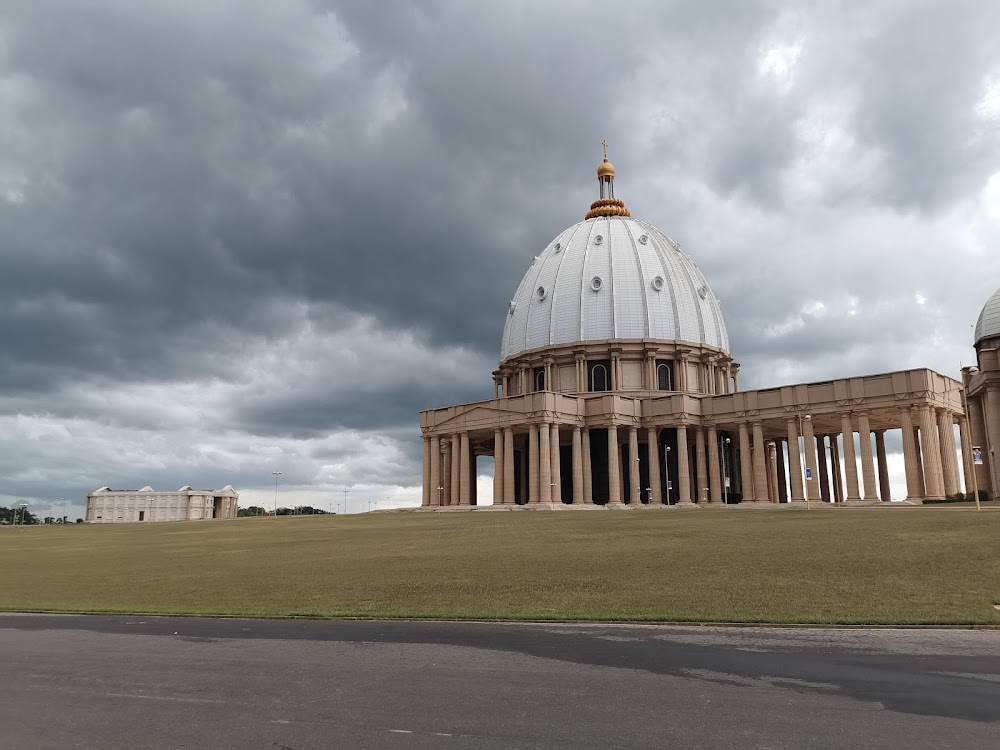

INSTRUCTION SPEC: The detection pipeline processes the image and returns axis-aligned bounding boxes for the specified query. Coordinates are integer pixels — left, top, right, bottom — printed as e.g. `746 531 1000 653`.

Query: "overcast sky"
2 0 999 518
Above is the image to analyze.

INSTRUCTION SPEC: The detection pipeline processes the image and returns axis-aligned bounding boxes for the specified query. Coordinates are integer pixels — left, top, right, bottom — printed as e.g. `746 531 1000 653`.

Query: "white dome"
975 288 1000 345
501 215 729 361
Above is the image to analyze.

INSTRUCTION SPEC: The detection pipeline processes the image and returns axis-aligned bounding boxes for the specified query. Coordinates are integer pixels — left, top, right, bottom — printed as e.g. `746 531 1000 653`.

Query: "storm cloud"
1 0 999 516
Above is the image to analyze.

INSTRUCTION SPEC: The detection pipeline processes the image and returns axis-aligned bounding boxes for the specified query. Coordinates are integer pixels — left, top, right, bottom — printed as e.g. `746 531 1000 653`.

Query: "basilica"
419 149 1000 508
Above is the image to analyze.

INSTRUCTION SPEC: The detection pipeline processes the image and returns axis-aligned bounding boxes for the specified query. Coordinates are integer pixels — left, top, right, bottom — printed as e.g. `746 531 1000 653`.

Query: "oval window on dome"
594 235 603 245
537 286 547 301
638 234 649 245
651 276 664 291
508 300 516 315
591 276 603 291
698 285 708 300
554 242 562 253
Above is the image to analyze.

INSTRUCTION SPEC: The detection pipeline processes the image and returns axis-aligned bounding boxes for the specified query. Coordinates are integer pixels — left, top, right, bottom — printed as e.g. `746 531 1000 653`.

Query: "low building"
85 485 239 523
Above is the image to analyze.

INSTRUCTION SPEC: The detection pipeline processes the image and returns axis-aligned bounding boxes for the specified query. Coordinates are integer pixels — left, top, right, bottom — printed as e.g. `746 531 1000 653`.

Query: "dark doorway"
589 428 609 504
138 510 145 521
658 427 680 505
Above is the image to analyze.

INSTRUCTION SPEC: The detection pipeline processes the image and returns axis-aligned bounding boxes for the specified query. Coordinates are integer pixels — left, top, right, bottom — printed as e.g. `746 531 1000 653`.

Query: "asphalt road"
2 615 999 749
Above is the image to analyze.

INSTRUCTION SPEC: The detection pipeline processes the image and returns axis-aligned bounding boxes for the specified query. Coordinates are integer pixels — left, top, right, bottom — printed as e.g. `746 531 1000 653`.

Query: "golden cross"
601 139 609 160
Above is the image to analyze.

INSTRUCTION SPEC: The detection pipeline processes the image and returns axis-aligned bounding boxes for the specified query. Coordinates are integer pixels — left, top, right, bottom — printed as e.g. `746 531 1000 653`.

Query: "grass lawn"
2 507 999 624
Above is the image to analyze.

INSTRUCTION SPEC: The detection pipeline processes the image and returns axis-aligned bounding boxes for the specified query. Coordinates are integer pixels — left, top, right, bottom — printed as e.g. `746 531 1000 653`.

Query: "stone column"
451 433 461 506
429 436 441 507
469 444 478 505
695 427 709 503
912 425 926 497
550 423 562 504
503 428 515 505
967 393 993 495
608 426 623 506
856 412 878 502
816 436 831 502
628 427 641 505
839 414 861 502
493 428 504 505
937 409 959 497
422 437 431 507
786 419 804 502
583 428 593 506
528 426 539 503
918 406 945 499
738 423 754 502
647 427 661 505
677 425 692 504
874 430 891 502
958 416 974 495
708 426 722 504
539 423 552 504
899 408 921 500
443 440 453 506
459 433 471 505
752 422 769 502
610 353 620 391
678 356 688 391
572 427 584 505
775 439 788 503
984 389 1000 497
830 437 844 503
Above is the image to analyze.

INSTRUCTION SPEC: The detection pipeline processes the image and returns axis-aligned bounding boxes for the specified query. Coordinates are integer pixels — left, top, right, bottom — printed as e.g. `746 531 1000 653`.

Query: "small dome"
975 288 1000 345
597 159 616 179
500 216 729 361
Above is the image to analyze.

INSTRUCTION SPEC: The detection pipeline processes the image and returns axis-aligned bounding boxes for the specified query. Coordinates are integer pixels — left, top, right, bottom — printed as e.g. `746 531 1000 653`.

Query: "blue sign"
667 481 673 490
805 468 813 480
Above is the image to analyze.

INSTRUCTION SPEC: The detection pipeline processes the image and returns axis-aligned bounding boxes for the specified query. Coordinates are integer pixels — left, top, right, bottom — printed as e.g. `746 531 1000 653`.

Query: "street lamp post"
19 502 28 526
798 414 812 510
343 489 349 515
959 378 982 511
720 436 731 505
663 445 672 505
271 471 282 516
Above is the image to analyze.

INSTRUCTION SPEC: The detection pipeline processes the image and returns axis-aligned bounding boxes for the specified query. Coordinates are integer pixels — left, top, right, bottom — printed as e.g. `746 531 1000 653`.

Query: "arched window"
590 364 609 392
657 363 673 391
534 368 545 392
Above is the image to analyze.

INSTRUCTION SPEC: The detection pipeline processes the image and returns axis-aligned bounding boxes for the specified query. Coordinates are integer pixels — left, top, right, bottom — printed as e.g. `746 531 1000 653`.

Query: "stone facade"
418 153 983 509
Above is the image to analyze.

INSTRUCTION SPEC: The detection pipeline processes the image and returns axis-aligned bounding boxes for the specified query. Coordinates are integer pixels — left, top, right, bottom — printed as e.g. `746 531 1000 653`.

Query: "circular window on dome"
590 276 603 291
651 276 664 291
594 235 603 245
537 286 547 301
554 242 562 253
638 234 649 245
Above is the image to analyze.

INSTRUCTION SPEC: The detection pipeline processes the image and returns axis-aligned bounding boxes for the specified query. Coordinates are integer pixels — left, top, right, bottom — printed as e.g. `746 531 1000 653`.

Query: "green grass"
2 507 1000 624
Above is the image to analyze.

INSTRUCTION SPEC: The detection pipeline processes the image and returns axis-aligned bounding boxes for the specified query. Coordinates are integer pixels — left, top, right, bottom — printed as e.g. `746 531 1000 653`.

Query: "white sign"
973 446 984 466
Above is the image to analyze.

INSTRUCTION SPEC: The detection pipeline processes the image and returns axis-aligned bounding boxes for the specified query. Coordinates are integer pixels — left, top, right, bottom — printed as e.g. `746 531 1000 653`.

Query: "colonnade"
420 406 969 507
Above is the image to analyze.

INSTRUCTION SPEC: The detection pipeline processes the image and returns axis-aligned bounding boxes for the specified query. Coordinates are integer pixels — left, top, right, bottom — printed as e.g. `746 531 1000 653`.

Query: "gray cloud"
1 0 999 516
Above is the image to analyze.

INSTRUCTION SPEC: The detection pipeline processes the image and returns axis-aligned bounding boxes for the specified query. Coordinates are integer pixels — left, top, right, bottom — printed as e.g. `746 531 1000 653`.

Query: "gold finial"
597 139 616 180
587 139 629 219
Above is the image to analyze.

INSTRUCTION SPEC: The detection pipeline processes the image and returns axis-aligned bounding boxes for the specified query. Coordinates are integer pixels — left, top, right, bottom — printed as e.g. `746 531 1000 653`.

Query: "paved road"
2 615 999 749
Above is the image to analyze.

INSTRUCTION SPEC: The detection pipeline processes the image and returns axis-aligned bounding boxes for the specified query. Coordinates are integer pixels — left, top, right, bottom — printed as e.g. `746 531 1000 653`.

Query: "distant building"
85 485 239 523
